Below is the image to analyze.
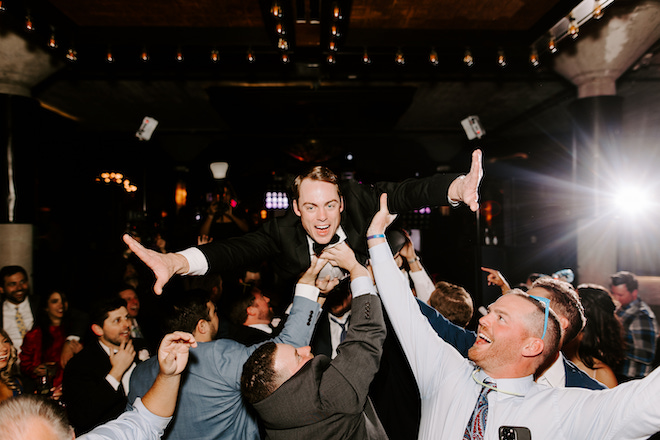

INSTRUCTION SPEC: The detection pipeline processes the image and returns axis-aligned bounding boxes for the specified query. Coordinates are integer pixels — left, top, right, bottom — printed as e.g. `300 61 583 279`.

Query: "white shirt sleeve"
409 269 435 303
78 398 172 440
176 247 208 276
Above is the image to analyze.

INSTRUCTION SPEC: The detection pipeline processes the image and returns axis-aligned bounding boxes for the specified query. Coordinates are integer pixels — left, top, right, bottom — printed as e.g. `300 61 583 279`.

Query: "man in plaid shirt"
611 271 659 381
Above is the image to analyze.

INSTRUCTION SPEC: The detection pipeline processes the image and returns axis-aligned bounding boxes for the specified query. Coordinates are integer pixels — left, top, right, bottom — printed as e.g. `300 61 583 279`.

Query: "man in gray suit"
241 242 387 440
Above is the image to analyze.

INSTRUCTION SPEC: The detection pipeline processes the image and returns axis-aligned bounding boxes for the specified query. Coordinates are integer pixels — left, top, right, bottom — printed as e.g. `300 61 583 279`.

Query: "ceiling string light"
326 53 336 64
497 49 507 67
210 49 219 63
395 49 405 65
176 46 184 62
277 38 289 50
275 22 285 35
548 37 558 54
593 1 604 19
106 45 114 63
25 12 34 31
463 49 474 67
270 1 282 18
66 47 77 62
529 48 540 67
247 48 256 63
141 47 149 62
0 1 6 12
362 49 371 64
329 40 337 51
429 48 439 66
568 15 579 39
48 30 57 49
332 2 342 20
281 52 290 64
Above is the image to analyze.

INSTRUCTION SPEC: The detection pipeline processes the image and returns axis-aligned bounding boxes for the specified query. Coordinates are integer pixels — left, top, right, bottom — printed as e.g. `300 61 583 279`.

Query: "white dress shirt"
3 298 34 353
370 242 660 440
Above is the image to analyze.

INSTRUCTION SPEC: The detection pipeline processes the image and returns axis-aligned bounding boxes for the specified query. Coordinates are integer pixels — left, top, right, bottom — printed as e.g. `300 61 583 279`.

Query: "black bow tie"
313 234 340 256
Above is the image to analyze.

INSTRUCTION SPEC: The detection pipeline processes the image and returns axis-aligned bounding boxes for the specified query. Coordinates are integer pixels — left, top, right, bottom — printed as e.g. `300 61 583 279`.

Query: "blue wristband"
367 234 385 240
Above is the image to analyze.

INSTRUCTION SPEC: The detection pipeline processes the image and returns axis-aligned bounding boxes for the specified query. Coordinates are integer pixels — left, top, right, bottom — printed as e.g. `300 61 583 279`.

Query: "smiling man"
369 193 660 440
123 150 483 298
0 266 37 352
63 297 138 435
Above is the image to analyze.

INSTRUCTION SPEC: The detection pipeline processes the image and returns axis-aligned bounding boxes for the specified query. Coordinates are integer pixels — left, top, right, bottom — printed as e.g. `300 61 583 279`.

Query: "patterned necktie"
15 306 27 338
463 380 496 440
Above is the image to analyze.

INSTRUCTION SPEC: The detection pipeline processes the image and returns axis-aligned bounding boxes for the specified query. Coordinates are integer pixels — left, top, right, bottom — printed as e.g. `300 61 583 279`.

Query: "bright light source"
613 185 655 216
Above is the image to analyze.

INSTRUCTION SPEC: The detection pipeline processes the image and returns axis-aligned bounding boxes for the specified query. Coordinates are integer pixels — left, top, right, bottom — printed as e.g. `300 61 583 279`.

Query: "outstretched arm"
141 331 197 417
123 234 190 295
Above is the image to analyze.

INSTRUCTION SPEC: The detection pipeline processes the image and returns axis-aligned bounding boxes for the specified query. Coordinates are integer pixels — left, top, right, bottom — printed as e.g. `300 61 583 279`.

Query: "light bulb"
331 25 340 37
497 50 506 67
271 1 282 18
529 49 539 67
548 38 557 54
463 50 474 67
362 50 371 64
247 50 255 63
106 49 114 63
278 38 289 50
281 53 290 64
141 48 149 62
25 14 34 31
276 22 285 35
48 33 57 49
395 50 405 65
327 53 335 64
593 1 604 19
0 1 5 12
211 49 219 63
329 40 337 51
176 49 184 62
66 48 77 62
568 16 579 39
332 3 341 19
429 49 439 66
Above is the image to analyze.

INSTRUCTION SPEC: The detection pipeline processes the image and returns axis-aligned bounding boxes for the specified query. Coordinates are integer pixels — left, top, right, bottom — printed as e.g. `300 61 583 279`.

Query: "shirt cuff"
295 283 320 302
66 335 80 342
105 374 121 391
176 248 208 276
351 276 375 298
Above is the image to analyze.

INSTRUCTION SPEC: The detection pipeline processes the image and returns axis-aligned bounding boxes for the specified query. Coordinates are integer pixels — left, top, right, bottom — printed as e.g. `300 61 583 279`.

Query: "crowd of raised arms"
0 150 658 440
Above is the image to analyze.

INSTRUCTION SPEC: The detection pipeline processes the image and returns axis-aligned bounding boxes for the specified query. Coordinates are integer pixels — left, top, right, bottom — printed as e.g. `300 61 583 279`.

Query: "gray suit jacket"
254 294 388 440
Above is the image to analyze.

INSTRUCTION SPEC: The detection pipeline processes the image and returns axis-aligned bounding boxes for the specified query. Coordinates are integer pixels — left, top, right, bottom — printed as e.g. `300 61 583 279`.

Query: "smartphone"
499 426 532 440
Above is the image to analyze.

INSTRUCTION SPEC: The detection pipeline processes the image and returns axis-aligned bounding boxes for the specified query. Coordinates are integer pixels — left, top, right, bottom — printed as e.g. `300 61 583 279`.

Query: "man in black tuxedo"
123 150 483 296
241 242 387 440
63 297 138 435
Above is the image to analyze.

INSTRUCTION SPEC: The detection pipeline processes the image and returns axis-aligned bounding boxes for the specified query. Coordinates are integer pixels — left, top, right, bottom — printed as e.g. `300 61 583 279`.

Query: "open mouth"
478 333 492 344
0 354 8 362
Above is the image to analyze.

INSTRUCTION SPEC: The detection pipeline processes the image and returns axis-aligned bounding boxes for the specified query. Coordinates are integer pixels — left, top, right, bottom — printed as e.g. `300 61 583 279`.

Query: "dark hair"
291 166 341 201
165 289 212 334
0 266 27 286
576 284 626 370
610 271 638 292
35 289 71 359
531 277 585 344
241 342 280 404
89 297 128 328
229 289 258 326
428 281 474 328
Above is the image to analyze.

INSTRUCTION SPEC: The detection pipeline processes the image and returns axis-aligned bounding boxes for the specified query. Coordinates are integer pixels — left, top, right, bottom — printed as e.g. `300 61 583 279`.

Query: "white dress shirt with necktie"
370 242 660 440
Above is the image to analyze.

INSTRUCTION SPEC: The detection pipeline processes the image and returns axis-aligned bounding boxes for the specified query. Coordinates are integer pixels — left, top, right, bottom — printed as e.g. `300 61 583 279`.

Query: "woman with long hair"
562 283 626 388
0 329 22 401
19 289 79 392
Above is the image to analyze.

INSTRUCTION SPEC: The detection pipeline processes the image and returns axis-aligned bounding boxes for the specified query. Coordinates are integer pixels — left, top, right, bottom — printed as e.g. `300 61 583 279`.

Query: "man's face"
97 307 131 349
250 292 274 323
468 295 536 377
119 288 140 318
207 301 220 340
292 179 344 245
611 284 637 307
0 272 29 305
273 344 314 382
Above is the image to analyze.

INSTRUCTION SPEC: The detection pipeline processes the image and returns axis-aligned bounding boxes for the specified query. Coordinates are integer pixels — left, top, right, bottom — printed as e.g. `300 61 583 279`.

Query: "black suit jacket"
63 340 136 435
253 294 388 440
198 174 456 294
311 310 334 358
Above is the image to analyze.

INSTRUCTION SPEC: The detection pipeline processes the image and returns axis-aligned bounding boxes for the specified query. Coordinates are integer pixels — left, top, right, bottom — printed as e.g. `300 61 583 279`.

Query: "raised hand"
320 242 366 280
447 149 483 212
298 256 330 287
109 340 136 381
367 193 398 238
123 234 189 295
481 266 511 294
158 331 197 377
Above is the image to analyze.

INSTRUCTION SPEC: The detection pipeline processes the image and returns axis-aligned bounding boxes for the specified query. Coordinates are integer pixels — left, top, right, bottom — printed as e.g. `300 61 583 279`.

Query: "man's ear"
293 199 301 217
558 315 570 333
521 337 544 358
91 323 104 338
339 196 345 213
196 319 208 336
246 305 257 317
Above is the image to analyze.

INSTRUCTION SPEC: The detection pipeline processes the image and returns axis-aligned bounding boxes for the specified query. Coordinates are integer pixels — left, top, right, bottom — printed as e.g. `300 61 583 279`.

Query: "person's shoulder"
563 358 607 390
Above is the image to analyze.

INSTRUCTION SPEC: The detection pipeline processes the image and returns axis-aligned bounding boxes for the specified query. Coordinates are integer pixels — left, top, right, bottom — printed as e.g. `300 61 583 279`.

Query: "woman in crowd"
19 288 79 393
0 329 22 402
563 283 626 388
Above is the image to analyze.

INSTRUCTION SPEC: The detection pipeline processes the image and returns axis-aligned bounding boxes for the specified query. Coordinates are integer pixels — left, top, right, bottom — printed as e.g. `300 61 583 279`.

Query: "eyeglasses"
529 295 550 340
